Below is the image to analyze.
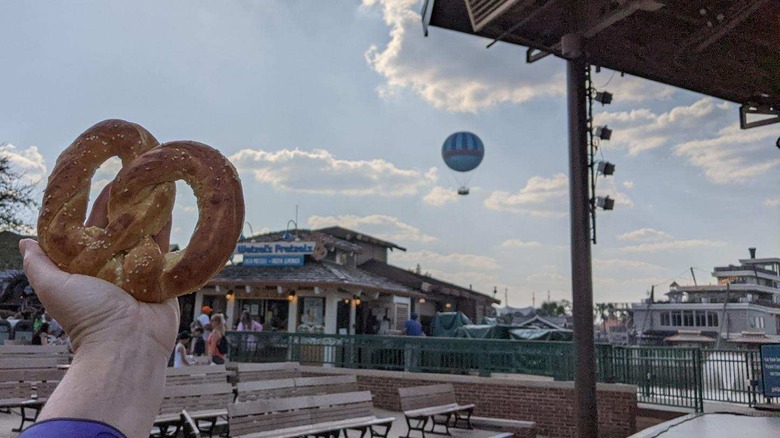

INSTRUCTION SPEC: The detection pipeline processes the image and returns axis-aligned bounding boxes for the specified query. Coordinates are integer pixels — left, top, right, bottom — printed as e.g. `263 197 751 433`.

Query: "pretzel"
37 119 245 303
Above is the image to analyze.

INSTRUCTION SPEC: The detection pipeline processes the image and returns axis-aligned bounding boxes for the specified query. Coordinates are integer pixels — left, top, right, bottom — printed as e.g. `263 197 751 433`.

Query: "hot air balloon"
441 131 484 195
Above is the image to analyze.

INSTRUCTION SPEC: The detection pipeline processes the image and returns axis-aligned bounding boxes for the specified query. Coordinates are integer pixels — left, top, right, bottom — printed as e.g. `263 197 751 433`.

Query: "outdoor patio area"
0 408 533 438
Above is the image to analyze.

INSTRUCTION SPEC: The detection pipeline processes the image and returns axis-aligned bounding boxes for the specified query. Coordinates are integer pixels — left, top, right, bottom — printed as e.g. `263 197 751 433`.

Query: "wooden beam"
694 0 769 52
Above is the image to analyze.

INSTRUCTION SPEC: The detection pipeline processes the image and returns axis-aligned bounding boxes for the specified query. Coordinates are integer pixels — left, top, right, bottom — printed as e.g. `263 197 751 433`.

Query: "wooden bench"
0 345 71 365
398 384 475 437
0 368 65 431
228 391 394 438
150 366 230 437
228 361 301 384
153 382 233 438
165 364 229 386
236 375 358 403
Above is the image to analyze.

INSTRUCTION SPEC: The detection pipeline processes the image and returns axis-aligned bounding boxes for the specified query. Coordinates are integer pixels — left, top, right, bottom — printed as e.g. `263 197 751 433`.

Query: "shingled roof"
360 259 499 304
241 229 362 254
315 226 406 252
210 259 420 297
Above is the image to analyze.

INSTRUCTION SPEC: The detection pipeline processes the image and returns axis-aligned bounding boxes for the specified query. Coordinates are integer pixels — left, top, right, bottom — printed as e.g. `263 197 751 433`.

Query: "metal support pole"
562 32 598 438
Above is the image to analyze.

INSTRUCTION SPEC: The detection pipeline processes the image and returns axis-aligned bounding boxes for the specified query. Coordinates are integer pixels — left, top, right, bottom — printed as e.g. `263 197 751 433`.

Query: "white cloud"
596 98 725 155
595 98 780 184
484 173 568 217
1 144 47 184
617 228 673 242
622 181 634 189
673 124 780 184
526 271 567 285
391 249 500 271
307 214 437 244
620 239 726 253
422 185 459 207
362 0 564 113
500 239 542 249
595 73 676 103
593 258 664 271
765 198 780 207
229 148 436 197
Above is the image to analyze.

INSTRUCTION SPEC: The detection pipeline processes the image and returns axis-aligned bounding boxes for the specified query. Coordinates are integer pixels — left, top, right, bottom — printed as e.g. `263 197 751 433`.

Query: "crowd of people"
1 309 71 347
169 306 265 368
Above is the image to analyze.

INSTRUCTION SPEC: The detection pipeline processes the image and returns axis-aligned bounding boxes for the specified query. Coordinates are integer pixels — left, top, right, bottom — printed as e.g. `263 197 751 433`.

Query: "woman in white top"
173 332 193 368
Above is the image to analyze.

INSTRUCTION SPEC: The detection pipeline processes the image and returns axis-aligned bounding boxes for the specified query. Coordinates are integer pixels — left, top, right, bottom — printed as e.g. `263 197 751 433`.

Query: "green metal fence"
226 331 776 412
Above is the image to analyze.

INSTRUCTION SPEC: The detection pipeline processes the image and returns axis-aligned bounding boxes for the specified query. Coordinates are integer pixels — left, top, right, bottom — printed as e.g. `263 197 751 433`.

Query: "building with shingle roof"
188 226 498 336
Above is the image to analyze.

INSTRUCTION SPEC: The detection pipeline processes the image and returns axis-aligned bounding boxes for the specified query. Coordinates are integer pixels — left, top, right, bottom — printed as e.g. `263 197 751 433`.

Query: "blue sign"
235 241 316 256
760 344 780 397
244 255 304 267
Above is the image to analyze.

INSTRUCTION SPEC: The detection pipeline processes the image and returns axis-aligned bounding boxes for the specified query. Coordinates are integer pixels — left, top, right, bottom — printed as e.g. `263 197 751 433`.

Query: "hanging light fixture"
594 126 612 140
594 91 613 105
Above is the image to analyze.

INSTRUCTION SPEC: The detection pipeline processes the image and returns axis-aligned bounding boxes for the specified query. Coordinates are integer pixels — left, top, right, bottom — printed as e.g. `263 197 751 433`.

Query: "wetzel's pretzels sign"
37 119 245 303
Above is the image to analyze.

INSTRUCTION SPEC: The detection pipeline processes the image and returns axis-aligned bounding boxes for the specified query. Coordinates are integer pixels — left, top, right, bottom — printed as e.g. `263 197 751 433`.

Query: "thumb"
20 239 71 306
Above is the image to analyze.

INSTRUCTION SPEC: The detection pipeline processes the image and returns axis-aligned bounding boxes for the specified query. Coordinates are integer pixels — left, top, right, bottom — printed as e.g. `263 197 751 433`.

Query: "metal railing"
226 331 779 411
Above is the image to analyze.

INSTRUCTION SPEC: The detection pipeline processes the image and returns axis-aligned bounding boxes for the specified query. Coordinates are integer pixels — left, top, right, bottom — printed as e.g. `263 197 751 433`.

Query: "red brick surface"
302 368 636 438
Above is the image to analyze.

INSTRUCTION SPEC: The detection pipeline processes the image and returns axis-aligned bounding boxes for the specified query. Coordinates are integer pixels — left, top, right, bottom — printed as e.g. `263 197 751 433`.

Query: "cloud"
362 0 564 113
765 198 780 207
673 124 780 184
617 228 673 242
484 173 568 217
229 148 436 197
596 97 726 155
392 249 500 271
622 181 634 189
307 214 437 244
620 239 726 253
1 144 47 184
595 73 677 103
595 98 780 184
500 239 542 249
526 271 567 284
593 258 664 271
422 185 459 207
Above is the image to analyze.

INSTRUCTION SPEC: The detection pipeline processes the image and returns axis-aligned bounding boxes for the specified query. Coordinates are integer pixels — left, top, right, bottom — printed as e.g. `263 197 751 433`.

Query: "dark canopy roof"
427 0 780 108
360 259 499 304
316 226 407 252
211 260 420 297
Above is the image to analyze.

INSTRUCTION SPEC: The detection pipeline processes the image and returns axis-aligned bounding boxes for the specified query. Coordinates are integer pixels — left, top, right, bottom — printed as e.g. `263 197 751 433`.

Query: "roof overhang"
426 0 780 126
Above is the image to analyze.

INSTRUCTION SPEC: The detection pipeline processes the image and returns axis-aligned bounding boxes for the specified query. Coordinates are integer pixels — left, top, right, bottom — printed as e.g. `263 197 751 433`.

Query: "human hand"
20 239 179 357
21 183 179 438
23 183 179 357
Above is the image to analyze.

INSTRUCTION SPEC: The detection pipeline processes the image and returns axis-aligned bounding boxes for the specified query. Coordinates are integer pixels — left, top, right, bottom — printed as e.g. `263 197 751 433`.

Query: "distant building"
186 226 499 334
633 248 780 346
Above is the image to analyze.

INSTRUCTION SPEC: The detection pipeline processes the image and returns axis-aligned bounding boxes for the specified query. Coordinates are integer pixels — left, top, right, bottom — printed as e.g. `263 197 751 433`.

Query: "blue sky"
2 0 779 307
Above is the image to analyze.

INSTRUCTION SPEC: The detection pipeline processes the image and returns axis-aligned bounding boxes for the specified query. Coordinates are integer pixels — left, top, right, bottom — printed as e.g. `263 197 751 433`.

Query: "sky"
1 0 779 307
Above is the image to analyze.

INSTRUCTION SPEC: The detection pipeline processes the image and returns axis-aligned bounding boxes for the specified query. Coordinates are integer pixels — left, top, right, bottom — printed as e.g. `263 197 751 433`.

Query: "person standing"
404 313 424 336
173 332 193 368
32 322 50 346
236 310 263 332
207 313 227 365
191 327 206 357
197 305 212 327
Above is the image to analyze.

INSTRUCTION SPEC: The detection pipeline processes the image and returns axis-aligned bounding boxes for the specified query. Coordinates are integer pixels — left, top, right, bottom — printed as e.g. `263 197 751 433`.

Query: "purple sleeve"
20 418 126 438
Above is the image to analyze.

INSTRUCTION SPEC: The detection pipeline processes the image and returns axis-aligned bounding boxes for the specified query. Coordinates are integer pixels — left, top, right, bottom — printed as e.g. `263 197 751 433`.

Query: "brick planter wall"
301 366 637 438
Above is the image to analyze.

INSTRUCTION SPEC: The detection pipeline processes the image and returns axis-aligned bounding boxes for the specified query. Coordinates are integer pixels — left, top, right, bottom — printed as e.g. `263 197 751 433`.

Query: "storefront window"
298 297 325 333
238 299 289 331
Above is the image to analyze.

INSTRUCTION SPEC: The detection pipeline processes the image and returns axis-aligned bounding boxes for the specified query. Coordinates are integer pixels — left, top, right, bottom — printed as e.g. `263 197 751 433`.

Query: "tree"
538 300 570 317
0 147 37 232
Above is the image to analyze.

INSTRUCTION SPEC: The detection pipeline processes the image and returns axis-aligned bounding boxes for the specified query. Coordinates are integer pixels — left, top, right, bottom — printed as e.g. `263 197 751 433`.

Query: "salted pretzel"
37 119 245 303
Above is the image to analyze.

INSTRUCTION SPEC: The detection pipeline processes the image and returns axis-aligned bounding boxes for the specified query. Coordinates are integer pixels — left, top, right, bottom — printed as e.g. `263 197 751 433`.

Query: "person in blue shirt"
404 312 425 336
